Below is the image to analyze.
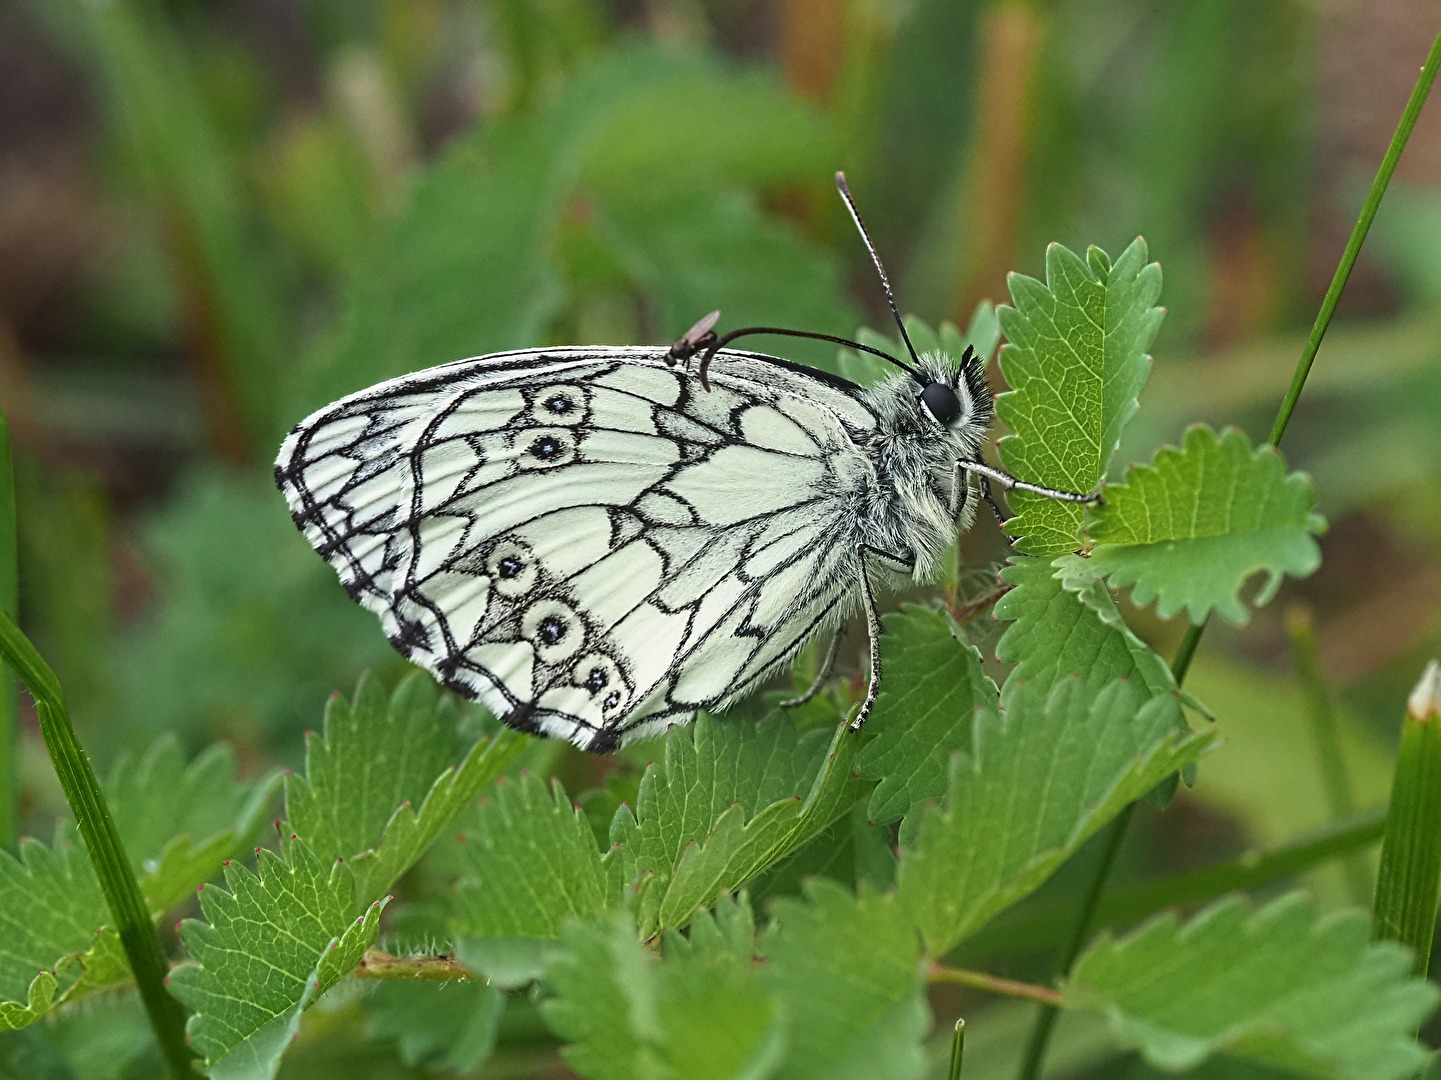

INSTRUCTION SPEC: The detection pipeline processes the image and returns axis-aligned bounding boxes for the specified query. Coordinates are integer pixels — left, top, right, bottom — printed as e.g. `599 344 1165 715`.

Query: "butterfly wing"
276 346 879 751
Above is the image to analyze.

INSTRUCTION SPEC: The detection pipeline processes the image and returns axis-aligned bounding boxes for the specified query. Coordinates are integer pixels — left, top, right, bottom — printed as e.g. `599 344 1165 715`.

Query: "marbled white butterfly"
275 174 1098 752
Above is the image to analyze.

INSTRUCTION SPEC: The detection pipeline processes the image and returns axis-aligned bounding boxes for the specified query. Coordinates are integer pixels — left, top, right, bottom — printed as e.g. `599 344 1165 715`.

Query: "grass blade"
0 609 194 1076
1373 661 1441 981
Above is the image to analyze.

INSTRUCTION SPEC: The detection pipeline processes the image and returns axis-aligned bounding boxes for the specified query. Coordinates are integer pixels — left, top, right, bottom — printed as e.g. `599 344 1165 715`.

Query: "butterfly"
275 173 1098 752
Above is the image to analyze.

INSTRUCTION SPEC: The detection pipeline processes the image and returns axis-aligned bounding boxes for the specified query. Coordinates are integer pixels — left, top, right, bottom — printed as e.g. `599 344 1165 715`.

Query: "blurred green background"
2 0 1439 1070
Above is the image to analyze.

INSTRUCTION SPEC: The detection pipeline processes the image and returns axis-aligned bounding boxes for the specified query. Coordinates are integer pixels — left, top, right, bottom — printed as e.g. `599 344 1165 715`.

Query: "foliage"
1066 895 1438 1079
995 240 1163 555
1083 424 1327 624
8 3 1441 1077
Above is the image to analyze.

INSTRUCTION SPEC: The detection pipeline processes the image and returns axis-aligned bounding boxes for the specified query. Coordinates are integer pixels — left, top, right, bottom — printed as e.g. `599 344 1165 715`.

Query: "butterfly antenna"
836 171 923 379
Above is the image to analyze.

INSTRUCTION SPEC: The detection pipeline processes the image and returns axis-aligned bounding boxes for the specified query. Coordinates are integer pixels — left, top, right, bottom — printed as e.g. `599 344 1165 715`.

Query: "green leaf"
1083 425 1326 625
0 735 279 1030
169 838 387 1071
285 673 525 903
105 737 278 914
898 679 1215 956
994 556 1176 697
1065 894 1438 1080
542 903 782 1080
453 773 611 943
760 881 929 1080
364 980 505 1075
854 606 998 838
996 240 1163 555
0 839 128 1030
610 714 867 938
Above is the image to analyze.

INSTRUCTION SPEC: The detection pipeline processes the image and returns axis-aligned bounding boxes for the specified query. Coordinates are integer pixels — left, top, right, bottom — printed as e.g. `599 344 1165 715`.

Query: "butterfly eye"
919 382 962 427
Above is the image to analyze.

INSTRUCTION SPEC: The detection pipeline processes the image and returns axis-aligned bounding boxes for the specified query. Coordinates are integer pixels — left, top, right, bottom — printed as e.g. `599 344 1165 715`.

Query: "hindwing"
275 347 878 751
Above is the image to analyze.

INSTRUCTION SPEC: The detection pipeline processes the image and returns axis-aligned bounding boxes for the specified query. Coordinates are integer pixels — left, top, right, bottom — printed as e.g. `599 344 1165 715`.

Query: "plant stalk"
976 805 1386 956
929 964 1061 1007
1016 26 1441 1080
0 609 195 1077
1015 801 1134 1079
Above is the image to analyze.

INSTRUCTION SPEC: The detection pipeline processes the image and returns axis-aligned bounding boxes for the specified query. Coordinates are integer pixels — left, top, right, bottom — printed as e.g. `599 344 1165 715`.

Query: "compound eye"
920 382 962 427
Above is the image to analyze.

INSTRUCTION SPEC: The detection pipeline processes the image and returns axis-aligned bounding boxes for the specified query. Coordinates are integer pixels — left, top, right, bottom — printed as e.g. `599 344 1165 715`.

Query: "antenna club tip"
835 170 847 187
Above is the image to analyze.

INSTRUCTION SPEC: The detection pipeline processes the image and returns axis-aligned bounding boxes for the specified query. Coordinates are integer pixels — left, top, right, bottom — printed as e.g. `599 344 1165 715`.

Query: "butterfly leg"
980 477 1008 526
951 457 1009 527
850 544 914 732
780 626 844 708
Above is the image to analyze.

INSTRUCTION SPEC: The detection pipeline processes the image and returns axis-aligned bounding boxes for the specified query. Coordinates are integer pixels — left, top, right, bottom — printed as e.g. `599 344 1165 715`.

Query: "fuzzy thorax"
850 354 993 582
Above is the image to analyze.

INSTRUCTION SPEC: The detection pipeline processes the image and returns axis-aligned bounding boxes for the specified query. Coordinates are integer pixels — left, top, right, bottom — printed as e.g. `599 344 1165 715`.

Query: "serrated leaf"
898 679 1215 956
169 838 387 1070
610 714 867 938
285 673 524 903
1 734 277 1030
760 881 929 1080
996 240 1163 554
0 840 128 1030
1083 425 1326 624
542 903 782 1080
855 606 998 837
453 773 611 944
1065 894 1438 1079
995 555 1176 696
105 737 278 914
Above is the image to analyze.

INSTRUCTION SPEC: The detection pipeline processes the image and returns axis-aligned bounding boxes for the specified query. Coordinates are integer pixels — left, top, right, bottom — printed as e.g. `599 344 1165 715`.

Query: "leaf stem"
1014 802 1133 1079
0 609 195 1077
929 964 1062 1007
979 804 1385 955
0 412 16 849
1015 27 1441 1079
950 580 1016 625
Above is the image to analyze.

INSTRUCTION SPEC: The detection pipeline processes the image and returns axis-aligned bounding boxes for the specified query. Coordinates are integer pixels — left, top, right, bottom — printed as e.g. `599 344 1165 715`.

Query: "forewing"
276 347 875 751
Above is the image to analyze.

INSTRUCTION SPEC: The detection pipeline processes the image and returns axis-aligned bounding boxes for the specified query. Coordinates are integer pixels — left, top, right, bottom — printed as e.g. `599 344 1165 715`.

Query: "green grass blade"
0 610 194 1076
1268 31 1441 447
1373 661 1441 981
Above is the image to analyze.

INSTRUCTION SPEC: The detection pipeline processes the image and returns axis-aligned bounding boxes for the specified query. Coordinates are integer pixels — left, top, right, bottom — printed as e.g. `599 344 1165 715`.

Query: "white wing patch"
276 346 876 751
